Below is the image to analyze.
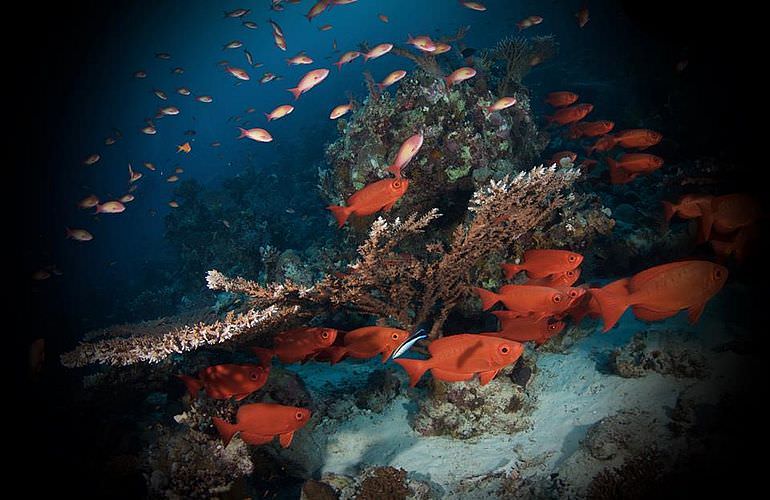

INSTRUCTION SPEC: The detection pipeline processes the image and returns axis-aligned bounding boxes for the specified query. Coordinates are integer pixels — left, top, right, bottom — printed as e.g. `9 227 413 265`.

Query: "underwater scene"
18 0 765 498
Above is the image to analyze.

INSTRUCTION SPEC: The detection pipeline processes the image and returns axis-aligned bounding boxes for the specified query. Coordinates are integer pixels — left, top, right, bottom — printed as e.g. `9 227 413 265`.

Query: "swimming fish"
238 127 273 142
378 13 389 23
612 129 663 149
168 201 179 207
585 134 617 156
490 312 565 345
661 194 714 223
167 175 179 182
143 162 156 171
155 52 171 60
128 163 143 182
524 268 582 288
159 106 179 116
550 150 577 167
269 19 284 37
153 89 168 100
177 142 191 153
265 104 295 121
83 154 100 165
394 334 524 387
607 154 664 184
591 261 728 332
445 67 476 88
223 40 243 50
329 102 353 119
710 224 759 263
517 15 543 31
171 67 184 75
252 327 338 365
319 24 333 31
176 87 191 96
287 53 314 65
66 228 93 241
225 8 250 18
474 284 574 319
78 195 99 209
567 120 615 139
242 20 259 29
287 68 330 99
569 278 629 326
305 0 331 21
363 43 393 62
119 194 135 203
177 364 269 400
545 91 578 108
141 124 157 135
461 1 487 11
502 249 583 279
575 6 590 28
386 132 424 177
133 70 147 78
260 72 278 84
407 34 436 52
700 193 762 241
334 51 361 70
324 326 409 364
95 201 126 214
327 177 409 227
485 97 517 113
378 69 407 90
196 95 213 103
225 65 250 80
545 103 594 125
212 403 311 447
273 32 287 51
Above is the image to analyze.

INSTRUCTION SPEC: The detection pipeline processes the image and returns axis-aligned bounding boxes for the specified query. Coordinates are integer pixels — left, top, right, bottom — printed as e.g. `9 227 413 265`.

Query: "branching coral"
489 35 559 95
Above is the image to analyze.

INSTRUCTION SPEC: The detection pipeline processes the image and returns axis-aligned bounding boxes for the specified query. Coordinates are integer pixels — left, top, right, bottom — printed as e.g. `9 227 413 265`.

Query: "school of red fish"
49 1 762 449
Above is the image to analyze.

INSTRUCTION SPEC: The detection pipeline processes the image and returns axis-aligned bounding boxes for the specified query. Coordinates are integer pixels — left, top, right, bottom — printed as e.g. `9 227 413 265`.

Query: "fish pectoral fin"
478 369 499 386
279 431 295 448
232 392 251 401
687 302 706 324
382 201 397 212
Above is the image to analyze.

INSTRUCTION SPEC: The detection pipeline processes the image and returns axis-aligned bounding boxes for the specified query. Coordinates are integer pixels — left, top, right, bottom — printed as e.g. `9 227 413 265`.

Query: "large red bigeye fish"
502 249 583 279
327 177 409 227
213 403 311 448
177 364 269 400
253 327 338 365
323 326 409 364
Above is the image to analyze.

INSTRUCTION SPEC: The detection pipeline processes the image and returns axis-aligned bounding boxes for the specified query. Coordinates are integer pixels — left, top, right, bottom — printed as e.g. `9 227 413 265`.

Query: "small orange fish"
608 154 664 184
517 15 543 31
329 102 353 119
334 51 361 70
378 13 389 23
177 142 192 153
327 177 409 227
143 162 156 171
287 68 330 99
378 69 407 90
168 200 179 208
433 42 452 55
226 65 250 80
78 195 99 209
323 327 409 364
253 327 338 365
265 104 295 121
575 6 590 28
213 403 311 447
196 95 213 103
119 194 135 203
550 150 578 167
134 70 147 78
66 227 93 241
592 261 727 331
305 0 330 21
569 278 629 326
407 34 436 52
273 32 287 51
545 103 593 126
363 43 393 62
95 201 126 214
166 175 179 182
159 106 180 116
177 364 269 400
260 72 278 84
238 127 273 142
545 91 578 108
83 154 100 165
585 134 617 156
176 87 191 96
461 1 487 11
485 97 517 113
502 249 583 279
445 67 476 88
127 163 143 183
386 132 424 177
395 334 524 387
524 268 582 288
567 120 615 139
319 24 333 31
287 53 314 65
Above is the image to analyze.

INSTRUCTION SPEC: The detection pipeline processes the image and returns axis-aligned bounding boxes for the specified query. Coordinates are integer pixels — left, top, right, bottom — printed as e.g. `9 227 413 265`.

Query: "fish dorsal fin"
279 431 295 448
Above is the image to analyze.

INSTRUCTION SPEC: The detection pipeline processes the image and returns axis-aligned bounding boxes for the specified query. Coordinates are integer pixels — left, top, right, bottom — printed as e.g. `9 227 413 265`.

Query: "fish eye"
392 333 400 340
295 411 304 420
567 271 575 277
568 255 576 262
550 324 558 330
569 290 578 298
714 269 724 280
250 372 259 380
392 180 402 188
499 344 510 355
321 331 329 339
553 295 562 303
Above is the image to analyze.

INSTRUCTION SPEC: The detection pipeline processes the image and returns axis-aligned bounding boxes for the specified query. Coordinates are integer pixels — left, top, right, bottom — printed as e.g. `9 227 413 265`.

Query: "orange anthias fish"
407 34 437 52
502 249 583 279
95 201 126 214
386 132 424 177
545 91 579 108
395 334 524 387
213 403 311 448
517 15 543 30
364 43 393 62
591 261 728 332
567 120 615 139
238 127 273 142
607 154 664 184
128 163 143 183
445 67 476 88
83 153 100 165
662 194 714 223
327 177 409 227
433 42 452 55
287 53 314 65
486 97 517 113
329 102 353 119
546 103 593 126
305 0 331 21
265 104 295 121
461 1 487 11
524 268 582 287
177 364 269 400
700 193 762 241
66 227 94 241
177 142 192 153
287 68 330 99
334 51 361 70
575 6 590 28
252 327 338 365
274 32 288 51
474 284 573 319
490 312 565 345
324 326 409 364
378 69 407 90
613 129 663 149
225 65 250 80
78 195 99 209
378 13 389 23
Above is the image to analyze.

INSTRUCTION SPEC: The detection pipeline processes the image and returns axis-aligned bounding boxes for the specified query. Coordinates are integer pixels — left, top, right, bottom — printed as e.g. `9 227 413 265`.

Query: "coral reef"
585 448 664 500
479 35 559 95
611 330 709 379
308 466 434 500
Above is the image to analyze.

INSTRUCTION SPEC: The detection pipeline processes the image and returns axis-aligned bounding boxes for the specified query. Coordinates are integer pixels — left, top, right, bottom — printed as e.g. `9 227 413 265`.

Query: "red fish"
710 224 759 263
567 120 615 139
591 261 727 332
545 103 593 126
177 364 269 400
502 249 583 279
700 193 761 241
545 91 578 108
607 154 664 184
550 150 577 166
613 129 662 149
585 134 617 156
252 327 338 365
394 334 524 387
490 312 565 345
661 194 714 223
570 278 630 326
213 403 311 447
524 268 581 287
327 177 409 227
324 326 409 364
474 284 573 319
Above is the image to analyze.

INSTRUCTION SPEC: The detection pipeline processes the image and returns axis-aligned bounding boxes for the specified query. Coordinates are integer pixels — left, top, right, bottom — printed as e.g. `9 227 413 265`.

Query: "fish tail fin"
363 54 370 62
473 287 501 311
394 358 430 387
698 208 714 243
386 164 401 177
176 374 203 399
335 61 343 71
661 201 675 223
264 113 272 121
237 127 247 139
65 227 73 239
212 417 238 447
251 347 274 368
590 287 630 332
326 205 351 228
287 87 302 100
444 77 453 89
501 263 523 280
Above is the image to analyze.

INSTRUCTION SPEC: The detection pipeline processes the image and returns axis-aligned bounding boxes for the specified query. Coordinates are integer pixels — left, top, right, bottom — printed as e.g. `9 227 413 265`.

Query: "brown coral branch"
391 47 443 78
